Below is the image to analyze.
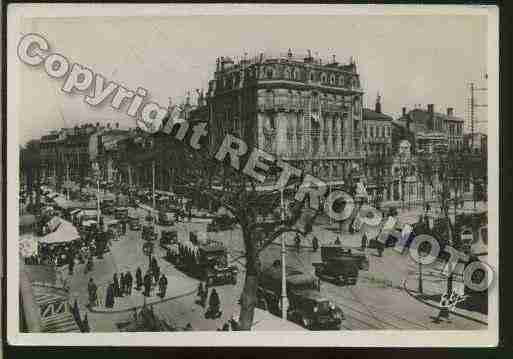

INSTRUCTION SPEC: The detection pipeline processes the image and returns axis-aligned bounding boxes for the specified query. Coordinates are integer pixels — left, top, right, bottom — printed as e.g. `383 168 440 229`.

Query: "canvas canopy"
20 235 38 257
39 220 80 244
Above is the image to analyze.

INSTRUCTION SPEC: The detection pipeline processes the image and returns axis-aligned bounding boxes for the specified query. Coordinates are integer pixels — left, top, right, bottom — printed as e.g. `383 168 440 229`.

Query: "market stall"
37 220 82 266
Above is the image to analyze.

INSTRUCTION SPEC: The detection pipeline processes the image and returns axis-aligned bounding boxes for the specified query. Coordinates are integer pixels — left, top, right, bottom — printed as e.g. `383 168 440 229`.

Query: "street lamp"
280 185 289 320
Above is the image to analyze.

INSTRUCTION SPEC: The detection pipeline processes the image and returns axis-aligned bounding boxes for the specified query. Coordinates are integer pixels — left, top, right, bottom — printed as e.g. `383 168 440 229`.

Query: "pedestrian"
197 282 204 298
143 271 152 297
125 271 133 295
68 253 75 275
120 272 126 296
222 323 230 331
295 234 301 252
154 264 160 283
87 278 98 308
201 286 208 308
84 255 94 274
105 283 115 308
113 273 120 297
312 236 319 252
82 313 90 332
361 232 368 250
158 274 168 299
208 288 221 318
148 254 153 272
136 267 143 290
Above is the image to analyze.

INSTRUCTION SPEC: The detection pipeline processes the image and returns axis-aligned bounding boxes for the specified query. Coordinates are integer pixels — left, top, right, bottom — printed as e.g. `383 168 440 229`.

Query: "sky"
15 14 488 144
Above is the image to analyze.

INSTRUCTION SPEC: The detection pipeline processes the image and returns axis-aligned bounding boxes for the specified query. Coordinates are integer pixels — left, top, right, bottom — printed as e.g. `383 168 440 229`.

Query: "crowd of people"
87 254 169 309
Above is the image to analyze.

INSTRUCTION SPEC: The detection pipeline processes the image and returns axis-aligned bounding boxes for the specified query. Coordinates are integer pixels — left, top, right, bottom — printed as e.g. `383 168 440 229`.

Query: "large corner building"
206 50 365 184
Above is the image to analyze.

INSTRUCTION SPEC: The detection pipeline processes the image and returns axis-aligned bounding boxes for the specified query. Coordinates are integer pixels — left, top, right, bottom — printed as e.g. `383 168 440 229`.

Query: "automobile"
114 207 129 221
206 215 237 232
175 239 238 286
160 230 178 247
312 245 361 285
257 262 343 330
158 211 175 226
128 216 141 231
142 224 157 241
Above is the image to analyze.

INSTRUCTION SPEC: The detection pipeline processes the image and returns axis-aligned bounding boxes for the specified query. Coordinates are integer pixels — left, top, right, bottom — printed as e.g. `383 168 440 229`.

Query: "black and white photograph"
6 4 499 347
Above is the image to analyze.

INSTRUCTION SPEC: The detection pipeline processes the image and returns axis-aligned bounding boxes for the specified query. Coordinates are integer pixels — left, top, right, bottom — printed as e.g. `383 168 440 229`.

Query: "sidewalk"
402 273 488 325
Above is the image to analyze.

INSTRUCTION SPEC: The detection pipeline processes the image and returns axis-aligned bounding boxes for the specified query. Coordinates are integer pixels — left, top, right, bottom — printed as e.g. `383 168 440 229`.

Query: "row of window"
262 66 359 88
364 124 391 138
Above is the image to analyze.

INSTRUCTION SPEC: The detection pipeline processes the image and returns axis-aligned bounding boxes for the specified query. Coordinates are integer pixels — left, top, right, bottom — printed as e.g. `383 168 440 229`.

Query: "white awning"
39 220 80 244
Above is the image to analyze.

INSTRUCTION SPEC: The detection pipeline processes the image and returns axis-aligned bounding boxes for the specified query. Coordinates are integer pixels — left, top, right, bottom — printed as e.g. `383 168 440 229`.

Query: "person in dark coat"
312 236 319 252
87 278 98 308
68 253 75 275
151 257 158 272
125 271 133 295
136 267 143 290
105 283 115 308
120 273 126 296
294 234 301 252
143 271 152 297
153 264 160 283
361 232 368 250
208 288 221 317
84 255 94 274
158 274 168 299
113 273 120 297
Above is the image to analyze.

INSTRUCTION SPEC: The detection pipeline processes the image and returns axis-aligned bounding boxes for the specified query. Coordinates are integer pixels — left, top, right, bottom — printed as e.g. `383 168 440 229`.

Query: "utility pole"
468 79 488 210
152 160 156 231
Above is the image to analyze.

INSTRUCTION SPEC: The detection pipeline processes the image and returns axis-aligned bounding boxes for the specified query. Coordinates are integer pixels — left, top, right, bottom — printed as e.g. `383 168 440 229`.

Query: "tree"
20 140 42 211
122 124 318 330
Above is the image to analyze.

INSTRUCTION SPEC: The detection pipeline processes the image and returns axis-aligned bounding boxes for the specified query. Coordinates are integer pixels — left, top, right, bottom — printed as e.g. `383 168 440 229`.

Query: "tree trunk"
238 226 260 330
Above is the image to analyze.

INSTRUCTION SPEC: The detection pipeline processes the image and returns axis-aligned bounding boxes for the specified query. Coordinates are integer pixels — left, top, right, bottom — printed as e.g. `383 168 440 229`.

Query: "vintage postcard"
6 4 499 347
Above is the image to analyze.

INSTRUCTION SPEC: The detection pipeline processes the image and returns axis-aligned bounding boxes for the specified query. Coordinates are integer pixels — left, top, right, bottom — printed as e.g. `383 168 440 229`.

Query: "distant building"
464 132 487 154
361 94 393 203
207 50 365 184
392 104 464 154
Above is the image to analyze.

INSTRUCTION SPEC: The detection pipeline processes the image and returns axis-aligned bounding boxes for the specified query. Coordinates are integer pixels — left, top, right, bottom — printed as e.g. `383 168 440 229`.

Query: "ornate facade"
207 50 365 183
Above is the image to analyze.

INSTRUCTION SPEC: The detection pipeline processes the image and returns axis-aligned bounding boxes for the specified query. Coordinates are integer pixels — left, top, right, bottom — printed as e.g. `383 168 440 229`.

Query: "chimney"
375 93 382 114
427 104 435 130
447 107 454 117
402 107 407 117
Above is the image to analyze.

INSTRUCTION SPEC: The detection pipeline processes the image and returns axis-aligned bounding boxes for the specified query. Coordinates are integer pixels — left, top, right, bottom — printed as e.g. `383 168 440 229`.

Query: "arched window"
339 76 345 86
321 73 327 83
284 67 291 79
330 74 336 85
266 67 274 79
310 72 315 82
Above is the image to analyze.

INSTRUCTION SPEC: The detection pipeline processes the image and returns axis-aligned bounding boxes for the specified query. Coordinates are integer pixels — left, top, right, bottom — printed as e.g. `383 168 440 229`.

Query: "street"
57 197 487 332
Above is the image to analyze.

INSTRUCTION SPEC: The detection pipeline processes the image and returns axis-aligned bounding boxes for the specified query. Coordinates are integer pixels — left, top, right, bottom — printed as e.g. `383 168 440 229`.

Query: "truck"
257 262 344 330
312 245 364 285
158 211 175 226
174 235 237 286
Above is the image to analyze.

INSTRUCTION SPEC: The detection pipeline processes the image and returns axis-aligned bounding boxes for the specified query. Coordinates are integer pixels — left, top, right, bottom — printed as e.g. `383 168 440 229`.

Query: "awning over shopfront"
39 220 80 245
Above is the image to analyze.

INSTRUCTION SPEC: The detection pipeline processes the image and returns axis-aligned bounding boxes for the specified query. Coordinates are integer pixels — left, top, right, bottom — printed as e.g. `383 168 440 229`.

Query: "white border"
6 3 499 347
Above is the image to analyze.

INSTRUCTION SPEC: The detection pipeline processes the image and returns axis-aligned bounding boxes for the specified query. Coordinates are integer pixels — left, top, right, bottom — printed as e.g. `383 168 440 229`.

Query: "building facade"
207 50 365 184
392 104 464 155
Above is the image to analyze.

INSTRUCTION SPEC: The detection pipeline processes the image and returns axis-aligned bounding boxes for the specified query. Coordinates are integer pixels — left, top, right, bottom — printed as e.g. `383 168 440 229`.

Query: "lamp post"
280 185 289 320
